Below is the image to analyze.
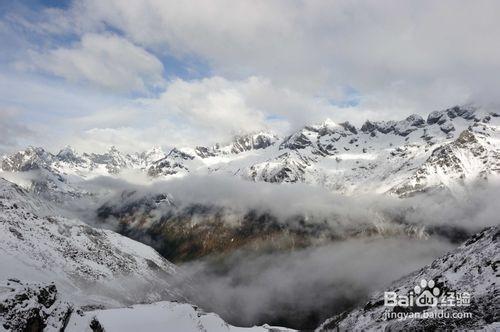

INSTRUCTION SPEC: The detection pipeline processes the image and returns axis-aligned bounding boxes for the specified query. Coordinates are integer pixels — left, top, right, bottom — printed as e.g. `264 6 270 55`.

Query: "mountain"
2 106 499 198
240 106 500 195
0 178 187 307
97 196 436 263
317 226 499 331
0 177 294 331
1 105 499 330
2 105 497 263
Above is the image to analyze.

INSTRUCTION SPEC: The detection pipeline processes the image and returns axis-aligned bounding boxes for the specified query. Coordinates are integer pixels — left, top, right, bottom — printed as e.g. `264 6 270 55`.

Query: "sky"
1 0 500 154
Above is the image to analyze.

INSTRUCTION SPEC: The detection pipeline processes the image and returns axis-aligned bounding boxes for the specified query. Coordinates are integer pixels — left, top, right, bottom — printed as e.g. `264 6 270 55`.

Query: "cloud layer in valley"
85 174 500 235
80 173 498 329
182 236 453 329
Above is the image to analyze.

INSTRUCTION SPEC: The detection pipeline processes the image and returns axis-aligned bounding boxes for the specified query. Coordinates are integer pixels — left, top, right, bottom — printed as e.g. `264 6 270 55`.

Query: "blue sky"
1 0 499 154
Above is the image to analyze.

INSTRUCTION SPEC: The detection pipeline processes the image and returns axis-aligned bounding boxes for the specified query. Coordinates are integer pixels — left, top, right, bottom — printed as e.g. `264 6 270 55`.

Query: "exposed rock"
440 122 455 134
0 281 72 332
427 110 444 125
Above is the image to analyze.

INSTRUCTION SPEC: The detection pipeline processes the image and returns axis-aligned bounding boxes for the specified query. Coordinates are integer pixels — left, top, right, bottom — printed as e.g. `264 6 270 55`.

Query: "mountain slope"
0 280 293 332
0 178 187 308
317 226 499 331
67 300 293 332
0 176 293 332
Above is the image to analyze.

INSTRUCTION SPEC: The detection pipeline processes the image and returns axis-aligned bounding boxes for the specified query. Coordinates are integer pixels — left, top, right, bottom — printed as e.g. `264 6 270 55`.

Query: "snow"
2 106 498 198
67 301 294 332
333 153 377 161
0 106 498 331
0 178 186 308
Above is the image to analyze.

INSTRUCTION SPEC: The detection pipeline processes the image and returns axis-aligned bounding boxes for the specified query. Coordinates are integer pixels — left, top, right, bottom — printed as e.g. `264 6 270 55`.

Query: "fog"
181 236 453 329
86 173 500 233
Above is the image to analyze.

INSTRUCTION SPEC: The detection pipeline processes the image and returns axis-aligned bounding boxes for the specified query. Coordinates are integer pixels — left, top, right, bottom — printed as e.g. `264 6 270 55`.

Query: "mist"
181 236 454 329
85 173 500 234
72 174 499 329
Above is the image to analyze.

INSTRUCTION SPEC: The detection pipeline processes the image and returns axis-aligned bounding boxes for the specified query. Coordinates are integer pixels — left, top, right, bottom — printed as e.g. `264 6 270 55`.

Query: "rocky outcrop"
247 152 311 183
360 114 425 137
0 280 73 332
195 132 279 158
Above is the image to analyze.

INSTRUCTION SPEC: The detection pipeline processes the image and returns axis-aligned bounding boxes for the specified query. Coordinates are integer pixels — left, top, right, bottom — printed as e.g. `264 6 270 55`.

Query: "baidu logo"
384 278 471 308
413 278 440 306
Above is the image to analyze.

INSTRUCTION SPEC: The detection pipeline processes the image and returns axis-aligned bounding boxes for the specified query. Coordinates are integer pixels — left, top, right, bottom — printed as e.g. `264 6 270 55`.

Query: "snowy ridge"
1 106 499 197
67 301 294 332
0 280 294 332
392 125 500 196
0 178 187 308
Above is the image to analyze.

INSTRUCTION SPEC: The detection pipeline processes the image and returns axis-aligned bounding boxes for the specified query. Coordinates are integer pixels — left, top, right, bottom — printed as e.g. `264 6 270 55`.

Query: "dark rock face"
147 148 194 177
360 120 380 133
56 146 85 164
338 121 358 134
232 133 276 153
446 105 477 120
148 159 189 177
109 204 332 263
195 133 278 157
406 114 425 127
0 281 72 332
280 132 314 150
167 148 195 161
360 115 424 137
90 317 105 332
195 146 217 158
427 111 444 124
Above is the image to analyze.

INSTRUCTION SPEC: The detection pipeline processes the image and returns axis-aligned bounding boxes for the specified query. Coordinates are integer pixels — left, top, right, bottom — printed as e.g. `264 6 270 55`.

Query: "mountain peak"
108 145 120 153
320 118 339 128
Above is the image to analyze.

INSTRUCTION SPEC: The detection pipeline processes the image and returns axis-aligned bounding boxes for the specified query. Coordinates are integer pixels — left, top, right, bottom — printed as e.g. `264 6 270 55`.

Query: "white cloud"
27 33 165 93
67 77 293 152
3 1 500 153
155 77 269 134
46 0 500 111
0 107 35 154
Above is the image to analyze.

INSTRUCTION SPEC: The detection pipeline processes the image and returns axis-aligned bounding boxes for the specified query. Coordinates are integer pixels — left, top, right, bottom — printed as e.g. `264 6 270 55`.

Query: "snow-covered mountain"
2 105 498 264
0 178 187 307
0 280 293 332
0 177 293 331
317 225 499 331
2 106 499 198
